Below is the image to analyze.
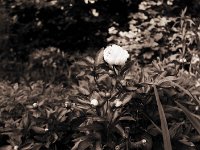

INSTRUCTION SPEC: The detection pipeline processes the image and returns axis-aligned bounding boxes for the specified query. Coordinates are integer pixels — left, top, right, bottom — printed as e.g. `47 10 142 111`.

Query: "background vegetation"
0 0 200 149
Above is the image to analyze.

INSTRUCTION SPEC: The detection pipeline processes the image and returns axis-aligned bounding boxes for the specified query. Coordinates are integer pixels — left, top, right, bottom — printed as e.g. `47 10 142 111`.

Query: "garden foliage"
0 43 200 149
0 0 200 150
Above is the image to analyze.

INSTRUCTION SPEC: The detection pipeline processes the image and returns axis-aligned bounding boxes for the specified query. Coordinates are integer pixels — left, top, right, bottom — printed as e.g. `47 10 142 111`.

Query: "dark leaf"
153 85 172 150
169 81 200 106
122 93 134 105
115 124 127 139
176 101 200 135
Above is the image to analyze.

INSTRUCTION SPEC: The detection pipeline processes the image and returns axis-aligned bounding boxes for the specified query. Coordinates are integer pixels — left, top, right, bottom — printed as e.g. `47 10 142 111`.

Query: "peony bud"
90 99 98 106
33 103 38 108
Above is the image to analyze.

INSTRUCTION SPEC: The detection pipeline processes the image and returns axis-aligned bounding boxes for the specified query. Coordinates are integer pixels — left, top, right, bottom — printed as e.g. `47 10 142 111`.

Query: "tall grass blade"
153 85 172 150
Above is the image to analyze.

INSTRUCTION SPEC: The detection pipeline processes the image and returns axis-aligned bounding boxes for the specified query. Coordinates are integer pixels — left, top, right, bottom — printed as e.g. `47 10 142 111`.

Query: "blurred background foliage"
0 0 200 83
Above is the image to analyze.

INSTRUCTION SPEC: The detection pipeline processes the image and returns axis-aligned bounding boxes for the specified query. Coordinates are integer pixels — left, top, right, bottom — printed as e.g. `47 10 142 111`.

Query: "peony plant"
69 44 200 150
0 43 199 150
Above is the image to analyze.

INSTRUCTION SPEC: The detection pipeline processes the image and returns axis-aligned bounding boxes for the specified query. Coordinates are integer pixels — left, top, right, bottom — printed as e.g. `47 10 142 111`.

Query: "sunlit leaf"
31 126 46 134
78 87 90 96
95 48 104 66
115 124 126 139
179 138 195 147
57 109 68 122
118 116 136 122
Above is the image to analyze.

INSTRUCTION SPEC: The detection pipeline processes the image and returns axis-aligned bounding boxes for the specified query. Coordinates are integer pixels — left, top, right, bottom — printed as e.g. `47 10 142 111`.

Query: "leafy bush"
68 45 200 149
1 44 199 149
0 0 200 149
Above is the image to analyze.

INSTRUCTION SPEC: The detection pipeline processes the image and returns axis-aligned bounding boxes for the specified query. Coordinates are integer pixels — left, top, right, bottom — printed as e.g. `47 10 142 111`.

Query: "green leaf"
20 113 30 129
72 139 92 150
79 122 104 131
122 93 134 105
31 126 46 134
95 48 104 66
115 124 127 139
118 116 136 122
169 80 200 106
176 101 200 135
57 109 68 122
153 85 172 150
78 87 90 96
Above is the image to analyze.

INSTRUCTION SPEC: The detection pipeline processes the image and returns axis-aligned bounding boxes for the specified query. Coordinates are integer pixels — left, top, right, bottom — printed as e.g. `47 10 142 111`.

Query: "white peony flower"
90 99 98 106
103 44 129 66
114 99 123 107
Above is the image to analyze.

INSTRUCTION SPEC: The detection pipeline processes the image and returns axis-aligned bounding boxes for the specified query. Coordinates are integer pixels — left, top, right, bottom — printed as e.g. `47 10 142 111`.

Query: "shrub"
0 44 200 149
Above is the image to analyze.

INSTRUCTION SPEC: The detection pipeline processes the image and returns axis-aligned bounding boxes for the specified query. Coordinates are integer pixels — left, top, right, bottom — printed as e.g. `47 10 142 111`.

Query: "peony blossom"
113 99 123 107
103 44 129 66
90 99 98 106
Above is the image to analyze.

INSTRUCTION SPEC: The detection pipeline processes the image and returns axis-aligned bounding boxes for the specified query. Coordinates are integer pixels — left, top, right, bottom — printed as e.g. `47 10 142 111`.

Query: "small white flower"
191 54 200 64
14 146 19 150
65 101 70 108
33 103 38 108
142 139 147 144
61 6 64 10
179 58 187 63
90 99 98 106
114 99 123 107
91 9 99 17
50 0 57 5
44 128 49 132
158 17 168 27
103 44 129 66
108 26 118 34
167 0 173 5
139 2 149 10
